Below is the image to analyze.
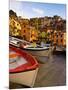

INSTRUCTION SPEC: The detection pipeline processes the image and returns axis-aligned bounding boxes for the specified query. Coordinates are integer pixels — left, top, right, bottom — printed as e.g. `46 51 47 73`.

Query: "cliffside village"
9 10 66 47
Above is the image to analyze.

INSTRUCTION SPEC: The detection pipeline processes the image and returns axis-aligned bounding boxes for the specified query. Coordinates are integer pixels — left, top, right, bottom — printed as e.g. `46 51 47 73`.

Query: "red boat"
9 46 39 73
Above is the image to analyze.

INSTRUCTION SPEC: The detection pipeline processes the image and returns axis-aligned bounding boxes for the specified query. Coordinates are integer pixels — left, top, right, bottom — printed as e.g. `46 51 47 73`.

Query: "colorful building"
18 17 38 42
9 17 21 36
50 31 66 47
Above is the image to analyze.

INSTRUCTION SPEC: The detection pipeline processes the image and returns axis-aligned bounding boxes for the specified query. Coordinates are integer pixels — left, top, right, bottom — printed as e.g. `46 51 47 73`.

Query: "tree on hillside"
9 10 17 17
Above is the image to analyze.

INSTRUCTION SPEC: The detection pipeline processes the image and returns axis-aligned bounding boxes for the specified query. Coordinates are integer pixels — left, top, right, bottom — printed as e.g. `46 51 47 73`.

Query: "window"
57 34 58 37
24 30 25 33
31 35 33 37
61 35 62 37
61 39 62 42
17 23 19 26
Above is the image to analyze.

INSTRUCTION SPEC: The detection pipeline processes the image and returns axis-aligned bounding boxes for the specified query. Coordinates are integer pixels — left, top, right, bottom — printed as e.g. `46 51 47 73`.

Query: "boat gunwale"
9 46 39 73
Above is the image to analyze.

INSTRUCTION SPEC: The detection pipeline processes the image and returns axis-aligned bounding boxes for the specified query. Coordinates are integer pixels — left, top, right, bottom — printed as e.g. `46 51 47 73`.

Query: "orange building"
21 26 38 42
18 17 38 42
45 29 66 47
51 31 66 47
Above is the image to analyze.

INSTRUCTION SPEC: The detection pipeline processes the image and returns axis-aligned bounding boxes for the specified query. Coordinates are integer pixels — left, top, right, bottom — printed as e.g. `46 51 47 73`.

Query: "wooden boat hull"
9 68 38 87
22 47 52 57
9 46 39 87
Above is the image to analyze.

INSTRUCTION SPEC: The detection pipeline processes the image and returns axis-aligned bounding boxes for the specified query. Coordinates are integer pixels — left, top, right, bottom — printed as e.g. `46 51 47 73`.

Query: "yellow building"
29 27 38 42
21 25 38 42
9 17 21 36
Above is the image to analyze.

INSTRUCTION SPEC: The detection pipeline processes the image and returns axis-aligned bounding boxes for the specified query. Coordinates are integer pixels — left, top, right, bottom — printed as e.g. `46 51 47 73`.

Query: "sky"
9 0 66 19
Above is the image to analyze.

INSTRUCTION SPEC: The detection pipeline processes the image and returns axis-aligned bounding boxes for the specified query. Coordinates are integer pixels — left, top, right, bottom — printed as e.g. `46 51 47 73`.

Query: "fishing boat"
9 46 38 73
20 42 52 57
9 36 53 57
9 46 39 87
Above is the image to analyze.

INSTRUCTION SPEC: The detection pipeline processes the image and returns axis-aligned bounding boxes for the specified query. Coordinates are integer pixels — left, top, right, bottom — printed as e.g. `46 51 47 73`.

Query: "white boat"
9 38 20 47
9 36 53 57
